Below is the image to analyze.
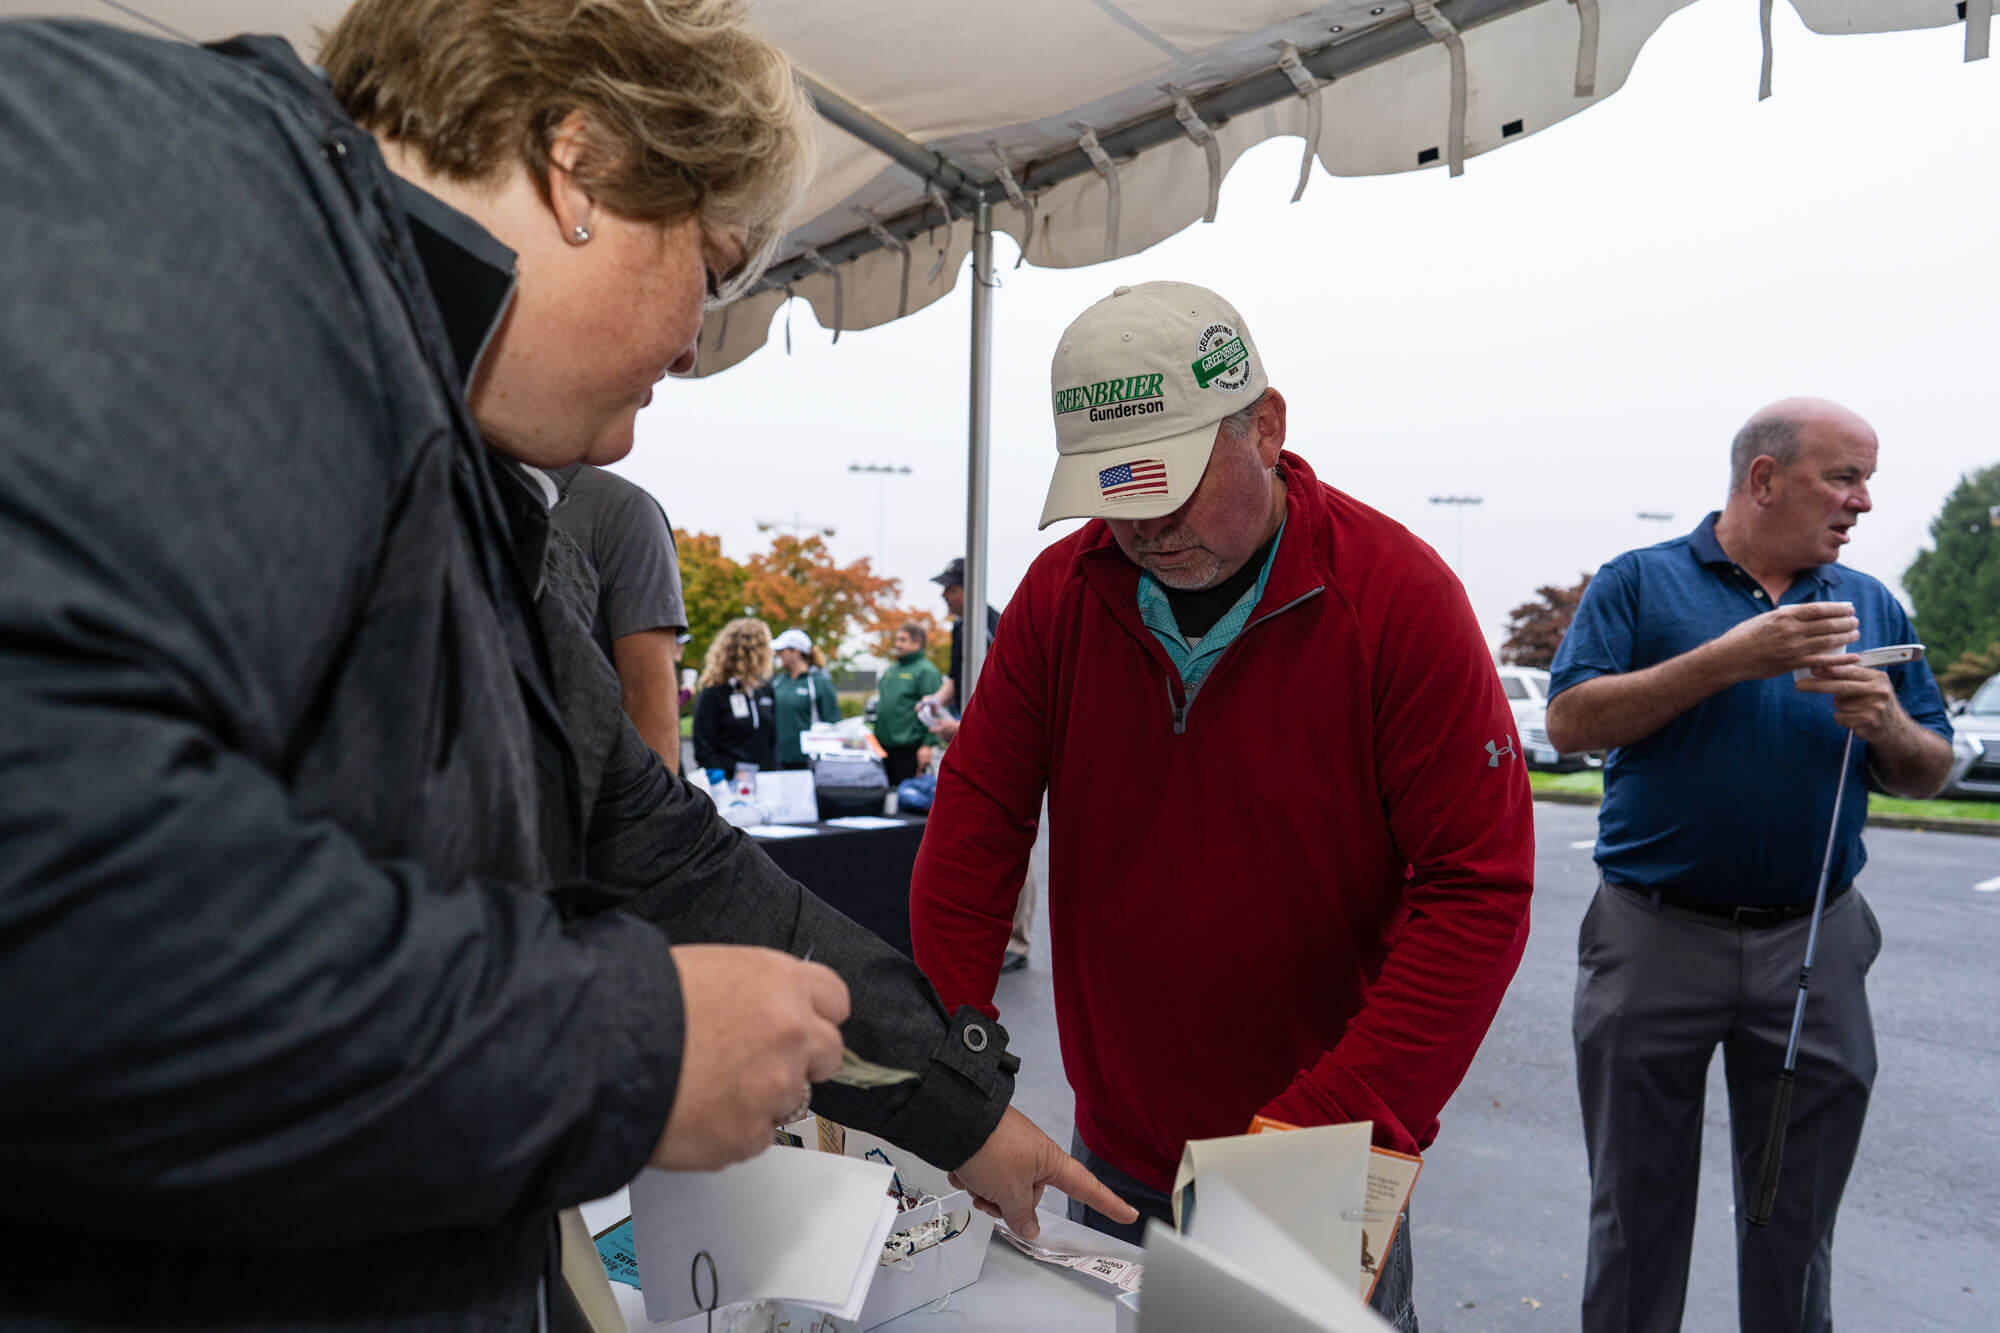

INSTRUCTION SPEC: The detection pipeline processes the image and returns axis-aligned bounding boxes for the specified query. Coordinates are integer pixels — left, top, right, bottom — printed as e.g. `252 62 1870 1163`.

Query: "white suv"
1944 674 2000 800
1497 665 1602 772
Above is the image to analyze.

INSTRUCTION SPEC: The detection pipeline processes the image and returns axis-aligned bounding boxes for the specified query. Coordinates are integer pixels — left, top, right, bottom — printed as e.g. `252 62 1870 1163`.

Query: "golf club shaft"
1749 727 1855 1226
1781 728 1854 1070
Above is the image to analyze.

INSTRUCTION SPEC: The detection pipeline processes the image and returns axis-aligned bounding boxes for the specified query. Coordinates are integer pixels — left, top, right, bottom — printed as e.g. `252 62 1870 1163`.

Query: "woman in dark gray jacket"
0 5 1130 1328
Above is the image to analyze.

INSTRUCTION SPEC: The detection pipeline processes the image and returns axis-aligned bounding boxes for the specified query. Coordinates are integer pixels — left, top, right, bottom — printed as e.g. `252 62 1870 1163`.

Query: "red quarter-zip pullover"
910 451 1534 1191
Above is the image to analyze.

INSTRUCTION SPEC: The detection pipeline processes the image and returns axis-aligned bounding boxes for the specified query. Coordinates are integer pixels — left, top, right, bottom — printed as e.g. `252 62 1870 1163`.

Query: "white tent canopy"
9 0 1989 688
709 0 1987 375
710 0 1985 692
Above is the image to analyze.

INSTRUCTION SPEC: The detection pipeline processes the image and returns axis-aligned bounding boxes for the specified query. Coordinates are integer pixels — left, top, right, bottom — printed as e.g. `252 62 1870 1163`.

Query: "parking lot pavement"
994 801 2000 1329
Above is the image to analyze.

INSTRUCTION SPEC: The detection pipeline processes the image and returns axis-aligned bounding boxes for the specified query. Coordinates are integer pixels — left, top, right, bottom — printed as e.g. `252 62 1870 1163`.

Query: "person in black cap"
923 557 1030 973
924 556 1001 744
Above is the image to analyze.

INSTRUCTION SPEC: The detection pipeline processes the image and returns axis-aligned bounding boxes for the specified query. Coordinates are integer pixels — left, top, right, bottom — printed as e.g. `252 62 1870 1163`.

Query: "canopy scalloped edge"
693 0 1979 377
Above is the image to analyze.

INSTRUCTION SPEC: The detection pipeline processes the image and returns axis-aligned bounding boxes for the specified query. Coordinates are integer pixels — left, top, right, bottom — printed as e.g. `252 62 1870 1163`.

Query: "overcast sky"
611 4 1998 655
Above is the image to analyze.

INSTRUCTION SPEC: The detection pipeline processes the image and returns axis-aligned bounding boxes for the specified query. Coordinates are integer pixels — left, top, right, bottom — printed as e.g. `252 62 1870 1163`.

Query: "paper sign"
1356 1150 1420 1302
630 1148 898 1323
755 770 819 824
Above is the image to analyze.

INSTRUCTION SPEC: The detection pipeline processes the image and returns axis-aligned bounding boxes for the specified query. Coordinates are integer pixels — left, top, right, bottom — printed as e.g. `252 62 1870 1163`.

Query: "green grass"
1527 770 1607 796
1527 768 2000 821
1866 794 2000 820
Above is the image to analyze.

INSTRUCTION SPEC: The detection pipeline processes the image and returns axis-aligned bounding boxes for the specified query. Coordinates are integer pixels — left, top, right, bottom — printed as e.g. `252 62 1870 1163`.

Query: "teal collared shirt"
1137 521 1285 693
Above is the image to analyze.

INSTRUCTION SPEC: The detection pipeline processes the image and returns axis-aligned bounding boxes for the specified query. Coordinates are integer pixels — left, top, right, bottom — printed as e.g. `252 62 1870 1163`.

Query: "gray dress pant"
1575 878 1882 1333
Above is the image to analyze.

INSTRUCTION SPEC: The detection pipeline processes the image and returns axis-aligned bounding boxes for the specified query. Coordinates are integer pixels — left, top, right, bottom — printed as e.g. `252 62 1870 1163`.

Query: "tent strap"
801 248 842 343
853 207 912 318
925 184 954 282
1075 126 1122 260
1275 44 1324 203
1411 2 1469 177
1970 0 1993 62
988 143 1035 266
1166 87 1223 223
1572 0 1601 96
1759 0 1775 100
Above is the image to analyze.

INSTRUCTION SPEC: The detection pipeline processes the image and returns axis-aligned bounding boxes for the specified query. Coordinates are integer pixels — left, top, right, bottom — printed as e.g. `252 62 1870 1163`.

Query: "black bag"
809 752 890 818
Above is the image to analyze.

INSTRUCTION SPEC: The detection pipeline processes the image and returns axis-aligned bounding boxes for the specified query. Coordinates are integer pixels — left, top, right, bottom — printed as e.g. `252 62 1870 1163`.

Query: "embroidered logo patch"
1098 458 1169 502
1192 322 1251 392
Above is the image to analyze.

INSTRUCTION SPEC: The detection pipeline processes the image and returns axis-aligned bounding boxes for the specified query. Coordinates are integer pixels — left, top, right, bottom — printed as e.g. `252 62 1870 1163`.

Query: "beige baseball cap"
1038 280 1268 530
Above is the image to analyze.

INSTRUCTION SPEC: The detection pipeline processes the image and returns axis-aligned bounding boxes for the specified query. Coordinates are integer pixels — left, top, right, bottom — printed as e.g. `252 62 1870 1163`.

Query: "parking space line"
1976 875 2000 894
1569 840 1596 851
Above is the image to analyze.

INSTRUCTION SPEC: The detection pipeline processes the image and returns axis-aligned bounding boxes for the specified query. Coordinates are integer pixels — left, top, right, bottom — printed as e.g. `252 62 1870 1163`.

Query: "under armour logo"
1485 737 1516 768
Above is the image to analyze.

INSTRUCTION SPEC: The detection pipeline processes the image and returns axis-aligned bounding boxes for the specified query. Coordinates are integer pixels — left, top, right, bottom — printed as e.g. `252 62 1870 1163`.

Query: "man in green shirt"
874 622 943 784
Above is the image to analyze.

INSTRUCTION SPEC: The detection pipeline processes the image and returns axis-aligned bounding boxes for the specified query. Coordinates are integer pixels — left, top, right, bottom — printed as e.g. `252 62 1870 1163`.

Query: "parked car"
1498 665 1602 772
1944 674 2000 799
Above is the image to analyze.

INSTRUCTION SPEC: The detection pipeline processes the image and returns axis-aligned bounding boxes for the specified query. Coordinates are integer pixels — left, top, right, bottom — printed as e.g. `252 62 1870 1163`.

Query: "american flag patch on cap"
1098 459 1168 501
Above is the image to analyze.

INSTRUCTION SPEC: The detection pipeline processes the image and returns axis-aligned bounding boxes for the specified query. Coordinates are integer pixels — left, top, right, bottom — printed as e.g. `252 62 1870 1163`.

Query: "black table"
751 814 927 957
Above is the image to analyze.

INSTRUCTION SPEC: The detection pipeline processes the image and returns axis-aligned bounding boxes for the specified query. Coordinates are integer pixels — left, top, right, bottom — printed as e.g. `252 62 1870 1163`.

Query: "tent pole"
963 197 994 703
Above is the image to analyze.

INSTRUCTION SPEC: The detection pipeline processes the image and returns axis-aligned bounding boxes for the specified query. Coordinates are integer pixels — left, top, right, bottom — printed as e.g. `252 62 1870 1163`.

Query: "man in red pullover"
910 282 1535 1329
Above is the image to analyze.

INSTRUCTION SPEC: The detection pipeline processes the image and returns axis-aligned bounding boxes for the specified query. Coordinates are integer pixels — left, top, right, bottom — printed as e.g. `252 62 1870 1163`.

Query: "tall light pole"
1637 510 1675 544
756 513 837 540
847 462 912 571
1428 494 1483 570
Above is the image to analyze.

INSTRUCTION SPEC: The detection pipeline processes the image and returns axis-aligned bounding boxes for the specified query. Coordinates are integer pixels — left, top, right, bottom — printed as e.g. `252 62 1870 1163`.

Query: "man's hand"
650 946 848 1171
930 716 960 743
1794 664 1902 741
946 1106 1138 1241
1711 602 1859 682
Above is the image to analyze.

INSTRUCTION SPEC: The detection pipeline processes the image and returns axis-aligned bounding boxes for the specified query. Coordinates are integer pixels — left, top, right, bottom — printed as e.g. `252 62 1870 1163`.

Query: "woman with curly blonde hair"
692 616 777 778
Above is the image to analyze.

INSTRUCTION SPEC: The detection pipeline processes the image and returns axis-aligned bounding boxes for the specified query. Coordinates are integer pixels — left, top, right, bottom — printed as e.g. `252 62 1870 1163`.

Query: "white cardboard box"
826 1124 996 1330
857 1188 990 1328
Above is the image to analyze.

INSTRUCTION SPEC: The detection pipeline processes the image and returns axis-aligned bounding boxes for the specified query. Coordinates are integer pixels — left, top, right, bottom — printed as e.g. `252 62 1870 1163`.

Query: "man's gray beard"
1144 549 1223 590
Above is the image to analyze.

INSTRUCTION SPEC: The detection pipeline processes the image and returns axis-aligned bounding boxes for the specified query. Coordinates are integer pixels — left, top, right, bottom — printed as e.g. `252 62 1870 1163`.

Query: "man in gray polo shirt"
551 464 688 771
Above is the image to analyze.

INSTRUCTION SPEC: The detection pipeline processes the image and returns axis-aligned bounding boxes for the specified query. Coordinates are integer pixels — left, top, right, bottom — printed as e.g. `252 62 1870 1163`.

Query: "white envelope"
631 1148 898 1323
1140 1178 1392 1333
1171 1121 1373 1293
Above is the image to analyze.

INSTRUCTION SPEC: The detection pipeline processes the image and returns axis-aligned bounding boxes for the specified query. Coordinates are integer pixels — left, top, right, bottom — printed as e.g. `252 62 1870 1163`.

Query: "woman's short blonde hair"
321 0 815 291
699 617 772 690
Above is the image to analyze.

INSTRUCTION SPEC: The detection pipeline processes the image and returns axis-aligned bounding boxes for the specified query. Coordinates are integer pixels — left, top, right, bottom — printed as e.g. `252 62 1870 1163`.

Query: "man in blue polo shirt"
1547 397 1952 1333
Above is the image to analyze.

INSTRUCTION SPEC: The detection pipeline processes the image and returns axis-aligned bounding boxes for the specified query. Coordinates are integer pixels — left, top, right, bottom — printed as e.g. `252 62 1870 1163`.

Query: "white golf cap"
771 628 812 655
1038 280 1268 530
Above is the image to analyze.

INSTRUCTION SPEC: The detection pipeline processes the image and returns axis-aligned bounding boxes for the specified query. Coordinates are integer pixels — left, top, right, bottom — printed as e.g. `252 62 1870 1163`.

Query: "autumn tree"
740 535 899 668
1499 573 1593 669
1902 464 2000 674
671 529 750 671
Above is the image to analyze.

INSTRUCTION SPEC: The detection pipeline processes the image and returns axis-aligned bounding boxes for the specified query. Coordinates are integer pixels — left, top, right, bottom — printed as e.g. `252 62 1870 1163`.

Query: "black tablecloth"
752 814 927 957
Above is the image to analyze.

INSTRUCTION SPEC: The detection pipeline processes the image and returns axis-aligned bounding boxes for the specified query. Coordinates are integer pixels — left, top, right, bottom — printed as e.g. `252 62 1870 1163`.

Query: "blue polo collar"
1687 511 1840 592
